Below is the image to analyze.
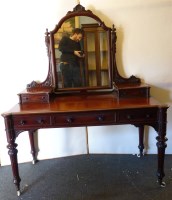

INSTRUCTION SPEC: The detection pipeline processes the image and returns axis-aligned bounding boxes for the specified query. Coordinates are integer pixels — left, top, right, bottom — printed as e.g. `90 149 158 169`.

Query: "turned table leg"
7 141 21 196
28 130 38 164
137 125 145 157
4 115 21 196
156 107 168 187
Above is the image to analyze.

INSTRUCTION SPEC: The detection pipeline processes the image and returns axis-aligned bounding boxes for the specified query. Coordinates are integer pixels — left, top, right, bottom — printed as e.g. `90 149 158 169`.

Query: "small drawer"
52 111 116 126
18 93 50 104
118 108 157 123
13 115 51 129
118 87 150 98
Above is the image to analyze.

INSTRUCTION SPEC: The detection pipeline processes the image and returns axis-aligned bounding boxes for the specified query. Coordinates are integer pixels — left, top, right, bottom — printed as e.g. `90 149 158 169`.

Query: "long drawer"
52 111 116 127
117 108 158 123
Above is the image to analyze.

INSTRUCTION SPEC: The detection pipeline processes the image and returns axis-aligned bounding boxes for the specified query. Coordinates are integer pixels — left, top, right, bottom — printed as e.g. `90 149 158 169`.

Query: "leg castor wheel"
157 180 166 188
32 159 38 165
17 190 21 196
137 153 144 158
160 182 166 188
32 160 36 165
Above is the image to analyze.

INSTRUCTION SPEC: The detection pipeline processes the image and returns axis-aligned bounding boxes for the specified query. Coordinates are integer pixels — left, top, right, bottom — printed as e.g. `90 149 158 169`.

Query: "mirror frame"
26 3 140 93
51 4 114 92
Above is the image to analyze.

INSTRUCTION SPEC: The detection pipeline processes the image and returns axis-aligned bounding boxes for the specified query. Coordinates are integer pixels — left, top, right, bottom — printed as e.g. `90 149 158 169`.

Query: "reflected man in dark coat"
58 28 84 88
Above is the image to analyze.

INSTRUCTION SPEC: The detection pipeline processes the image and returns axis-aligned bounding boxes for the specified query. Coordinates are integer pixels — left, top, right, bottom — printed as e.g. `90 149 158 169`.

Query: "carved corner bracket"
26 79 53 92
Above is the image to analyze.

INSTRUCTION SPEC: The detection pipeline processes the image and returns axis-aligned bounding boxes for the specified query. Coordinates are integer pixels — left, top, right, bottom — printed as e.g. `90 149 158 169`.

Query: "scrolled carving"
73 4 86 12
27 78 51 89
66 3 92 15
111 24 117 53
45 28 50 57
26 78 53 91
15 130 26 137
114 73 141 85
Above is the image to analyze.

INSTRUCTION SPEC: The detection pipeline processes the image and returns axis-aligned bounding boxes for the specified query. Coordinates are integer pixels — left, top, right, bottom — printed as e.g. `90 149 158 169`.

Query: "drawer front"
13 115 51 129
12 108 157 129
119 88 149 98
19 94 49 103
53 111 116 126
118 108 157 123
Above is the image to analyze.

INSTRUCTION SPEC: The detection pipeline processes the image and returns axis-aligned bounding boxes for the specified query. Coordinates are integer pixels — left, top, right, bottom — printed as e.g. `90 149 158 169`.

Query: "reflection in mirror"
54 16 110 89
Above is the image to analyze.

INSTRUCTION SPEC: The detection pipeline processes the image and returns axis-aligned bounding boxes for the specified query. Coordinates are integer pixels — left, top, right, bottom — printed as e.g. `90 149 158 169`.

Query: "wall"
0 0 172 165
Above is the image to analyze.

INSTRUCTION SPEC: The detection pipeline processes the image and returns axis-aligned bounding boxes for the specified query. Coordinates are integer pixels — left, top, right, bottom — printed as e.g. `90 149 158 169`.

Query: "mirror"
26 4 141 97
52 11 112 91
54 16 111 89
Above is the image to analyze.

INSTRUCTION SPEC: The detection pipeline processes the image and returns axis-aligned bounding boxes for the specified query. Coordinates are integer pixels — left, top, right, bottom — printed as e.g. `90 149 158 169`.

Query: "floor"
0 154 172 200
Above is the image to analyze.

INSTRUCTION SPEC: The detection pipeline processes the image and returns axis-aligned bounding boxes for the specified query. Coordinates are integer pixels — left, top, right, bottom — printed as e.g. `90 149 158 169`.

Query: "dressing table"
1 4 168 196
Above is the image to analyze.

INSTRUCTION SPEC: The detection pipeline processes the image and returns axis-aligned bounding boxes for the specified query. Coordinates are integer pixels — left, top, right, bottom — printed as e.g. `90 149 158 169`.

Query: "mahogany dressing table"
1 4 168 196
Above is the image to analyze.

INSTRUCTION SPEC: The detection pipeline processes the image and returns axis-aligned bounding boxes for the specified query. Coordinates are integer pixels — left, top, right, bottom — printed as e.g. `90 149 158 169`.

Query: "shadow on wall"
150 84 172 104
115 26 126 78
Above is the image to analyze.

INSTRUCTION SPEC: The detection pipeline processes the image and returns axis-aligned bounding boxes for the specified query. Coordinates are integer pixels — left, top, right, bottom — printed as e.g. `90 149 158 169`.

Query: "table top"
2 92 167 117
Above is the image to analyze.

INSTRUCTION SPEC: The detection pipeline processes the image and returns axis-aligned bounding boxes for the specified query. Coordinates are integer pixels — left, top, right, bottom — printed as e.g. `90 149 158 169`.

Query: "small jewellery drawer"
13 115 51 128
53 111 116 126
18 93 50 104
118 87 149 98
118 108 157 123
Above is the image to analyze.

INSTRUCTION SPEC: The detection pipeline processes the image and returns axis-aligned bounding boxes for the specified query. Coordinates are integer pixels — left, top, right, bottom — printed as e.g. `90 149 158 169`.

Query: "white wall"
0 0 172 166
